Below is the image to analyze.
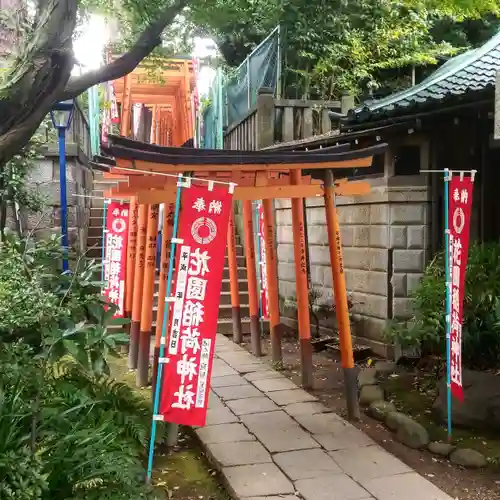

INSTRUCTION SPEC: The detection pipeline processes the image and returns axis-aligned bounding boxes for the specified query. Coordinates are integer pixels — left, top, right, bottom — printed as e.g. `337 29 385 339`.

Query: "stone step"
221 278 248 292
222 267 247 280
151 302 250 320
153 290 249 306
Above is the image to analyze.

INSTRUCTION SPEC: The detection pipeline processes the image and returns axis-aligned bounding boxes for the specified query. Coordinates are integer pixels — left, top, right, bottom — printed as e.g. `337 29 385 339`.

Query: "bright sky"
73 14 216 96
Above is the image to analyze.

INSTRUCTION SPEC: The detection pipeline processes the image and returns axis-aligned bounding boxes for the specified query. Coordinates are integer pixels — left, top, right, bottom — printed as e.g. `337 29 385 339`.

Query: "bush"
386 242 500 370
0 343 158 500
0 236 158 499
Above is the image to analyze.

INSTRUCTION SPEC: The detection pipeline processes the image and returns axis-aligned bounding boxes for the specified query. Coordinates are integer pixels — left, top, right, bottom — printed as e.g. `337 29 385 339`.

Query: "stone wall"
275 174 432 357
11 144 93 253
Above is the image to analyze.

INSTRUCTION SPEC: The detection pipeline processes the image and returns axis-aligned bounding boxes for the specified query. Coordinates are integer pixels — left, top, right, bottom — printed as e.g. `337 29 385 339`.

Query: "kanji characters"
177 354 198 384
192 197 206 212
172 384 195 410
182 301 205 327
189 248 210 276
460 189 468 204
180 327 201 355
208 200 222 215
452 238 462 265
186 277 208 301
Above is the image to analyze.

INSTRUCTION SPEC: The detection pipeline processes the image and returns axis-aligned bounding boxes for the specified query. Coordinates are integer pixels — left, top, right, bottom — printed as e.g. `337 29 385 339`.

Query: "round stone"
359 385 384 407
428 441 454 457
358 368 377 388
395 418 429 449
385 411 412 431
450 448 487 468
367 401 397 421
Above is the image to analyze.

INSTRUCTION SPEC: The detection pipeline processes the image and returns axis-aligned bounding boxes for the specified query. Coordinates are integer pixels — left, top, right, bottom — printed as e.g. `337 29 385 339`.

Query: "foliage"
0 343 159 500
284 286 353 339
386 242 500 370
193 0 500 100
0 229 158 498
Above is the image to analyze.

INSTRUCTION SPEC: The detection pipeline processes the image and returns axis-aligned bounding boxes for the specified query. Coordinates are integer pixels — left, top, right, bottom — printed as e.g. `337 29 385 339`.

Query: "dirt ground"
241 330 500 500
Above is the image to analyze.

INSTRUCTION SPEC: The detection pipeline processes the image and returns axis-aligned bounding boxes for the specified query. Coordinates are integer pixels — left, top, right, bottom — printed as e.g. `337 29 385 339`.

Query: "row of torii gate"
97 64 388 420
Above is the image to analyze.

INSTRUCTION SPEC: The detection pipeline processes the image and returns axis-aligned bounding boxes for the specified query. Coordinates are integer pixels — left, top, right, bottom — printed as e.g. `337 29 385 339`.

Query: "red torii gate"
96 135 387 420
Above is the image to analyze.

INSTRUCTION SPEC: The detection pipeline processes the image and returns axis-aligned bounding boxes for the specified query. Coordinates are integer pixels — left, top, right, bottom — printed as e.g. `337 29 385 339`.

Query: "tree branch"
61 0 189 100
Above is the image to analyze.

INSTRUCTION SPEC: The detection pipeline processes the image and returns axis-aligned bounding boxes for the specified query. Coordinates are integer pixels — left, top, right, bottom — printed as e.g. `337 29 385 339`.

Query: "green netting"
224 26 280 128
202 26 281 149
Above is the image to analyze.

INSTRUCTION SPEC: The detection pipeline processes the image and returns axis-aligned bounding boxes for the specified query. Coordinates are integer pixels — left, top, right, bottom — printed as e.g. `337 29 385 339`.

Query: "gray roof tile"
351 30 500 121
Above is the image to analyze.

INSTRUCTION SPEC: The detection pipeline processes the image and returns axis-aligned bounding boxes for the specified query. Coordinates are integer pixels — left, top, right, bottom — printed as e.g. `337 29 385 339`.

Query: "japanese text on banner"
102 202 130 318
448 175 474 402
159 185 233 427
258 203 269 320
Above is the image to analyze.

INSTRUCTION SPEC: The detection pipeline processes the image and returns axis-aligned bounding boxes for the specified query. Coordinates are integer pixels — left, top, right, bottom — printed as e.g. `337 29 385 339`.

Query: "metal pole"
444 168 452 441
58 127 69 272
147 177 183 481
101 200 108 287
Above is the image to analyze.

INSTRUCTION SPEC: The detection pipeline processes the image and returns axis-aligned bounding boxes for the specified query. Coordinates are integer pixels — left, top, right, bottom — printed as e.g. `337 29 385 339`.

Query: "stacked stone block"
275 176 431 357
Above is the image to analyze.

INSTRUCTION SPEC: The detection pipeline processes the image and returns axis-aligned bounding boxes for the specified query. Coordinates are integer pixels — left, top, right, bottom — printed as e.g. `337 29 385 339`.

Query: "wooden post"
227 207 243 343
290 170 313 388
262 198 282 363
120 73 132 137
242 200 262 356
123 198 138 354
324 170 360 420
152 204 174 396
120 72 133 354
129 204 148 370
137 204 159 387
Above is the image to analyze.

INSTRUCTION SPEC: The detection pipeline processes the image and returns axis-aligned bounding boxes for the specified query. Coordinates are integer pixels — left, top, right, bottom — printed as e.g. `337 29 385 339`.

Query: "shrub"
386 242 500 369
0 343 156 500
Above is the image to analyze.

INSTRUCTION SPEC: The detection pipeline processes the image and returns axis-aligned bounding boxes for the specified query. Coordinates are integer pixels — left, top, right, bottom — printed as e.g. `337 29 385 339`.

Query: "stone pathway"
196 334 454 500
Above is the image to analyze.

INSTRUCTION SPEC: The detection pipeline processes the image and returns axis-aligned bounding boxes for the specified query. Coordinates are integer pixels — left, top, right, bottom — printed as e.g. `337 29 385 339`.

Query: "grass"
109 355 230 500
381 370 500 467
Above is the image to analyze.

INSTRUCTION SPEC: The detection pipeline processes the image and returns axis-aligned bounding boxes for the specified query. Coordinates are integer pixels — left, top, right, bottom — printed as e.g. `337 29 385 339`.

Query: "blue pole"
444 169 452 441
101 200 108 286
58 127 69 272
147 176 184 481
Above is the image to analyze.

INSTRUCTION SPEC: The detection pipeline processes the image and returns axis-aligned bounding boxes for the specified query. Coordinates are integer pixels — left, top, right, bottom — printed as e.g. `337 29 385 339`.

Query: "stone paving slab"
205 406 239 425
207 441 272 466
266 388 318 406
192 335 453 500
242 497 298 500
212 359 238 377
274 448 342 480
223 464 294 498
330 445 412 482
295 475 373 500
213 384 263 401
196 423 255 444
252 377 298 392
243 370 286 381
226 396 279 415
362 472 453 500
211 374 250 388
284 401 332 417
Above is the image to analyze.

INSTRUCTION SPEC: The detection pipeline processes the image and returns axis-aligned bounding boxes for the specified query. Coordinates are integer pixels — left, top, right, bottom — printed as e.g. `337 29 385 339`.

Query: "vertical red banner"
448 175 474 402
159 184 233 427
103 202 130 318
258 202 269 320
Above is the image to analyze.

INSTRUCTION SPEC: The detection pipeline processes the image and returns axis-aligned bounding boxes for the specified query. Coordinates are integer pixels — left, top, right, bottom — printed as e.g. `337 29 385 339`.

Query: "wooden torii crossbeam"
96 134 388 421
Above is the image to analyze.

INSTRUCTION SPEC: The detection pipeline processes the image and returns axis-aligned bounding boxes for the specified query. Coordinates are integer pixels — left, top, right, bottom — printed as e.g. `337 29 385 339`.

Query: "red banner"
159 184 233 426
258 203 269 320
103 202 130 318
448 175 474 402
